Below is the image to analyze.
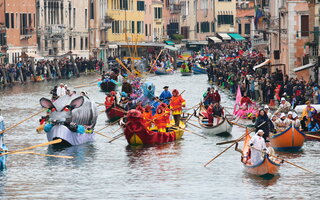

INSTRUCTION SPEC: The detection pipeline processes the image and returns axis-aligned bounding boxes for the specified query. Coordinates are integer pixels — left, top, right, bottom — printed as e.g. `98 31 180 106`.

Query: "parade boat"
106 104 126 122
198 103 232 136
233 86 258 120
124 110 185 145
40 95 98 146
270 126 305 151
192 63 207 74
153 66 174 75
239 131 281 176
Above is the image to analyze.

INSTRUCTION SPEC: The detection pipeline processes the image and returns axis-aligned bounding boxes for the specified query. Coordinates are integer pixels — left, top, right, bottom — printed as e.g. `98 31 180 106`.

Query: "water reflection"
243 173 280 187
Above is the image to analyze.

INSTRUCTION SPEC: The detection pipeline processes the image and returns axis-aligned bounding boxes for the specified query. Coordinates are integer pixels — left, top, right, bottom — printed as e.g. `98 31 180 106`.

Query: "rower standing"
0 110 5 150
249 130 266 165
159 86 172 105
170 89 186 127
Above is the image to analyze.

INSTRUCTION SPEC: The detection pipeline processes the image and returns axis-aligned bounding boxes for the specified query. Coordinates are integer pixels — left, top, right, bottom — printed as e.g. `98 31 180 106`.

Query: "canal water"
0 73 319 199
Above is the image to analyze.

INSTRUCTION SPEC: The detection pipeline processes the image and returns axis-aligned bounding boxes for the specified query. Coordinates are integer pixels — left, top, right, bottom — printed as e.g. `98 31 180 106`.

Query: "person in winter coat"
255 110 273 141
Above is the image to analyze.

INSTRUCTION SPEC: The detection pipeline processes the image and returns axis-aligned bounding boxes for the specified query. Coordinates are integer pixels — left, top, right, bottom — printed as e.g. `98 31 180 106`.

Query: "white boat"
198 103 233 136
294 104 320 114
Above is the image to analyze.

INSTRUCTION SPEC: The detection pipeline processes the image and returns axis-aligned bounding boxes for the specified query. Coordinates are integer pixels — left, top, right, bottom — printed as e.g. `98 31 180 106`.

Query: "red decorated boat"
124 110 185 145
106 104 126 122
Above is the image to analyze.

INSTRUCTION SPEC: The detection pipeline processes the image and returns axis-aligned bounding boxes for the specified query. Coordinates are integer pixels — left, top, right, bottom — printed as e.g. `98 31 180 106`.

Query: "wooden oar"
0 108 46 135
186 121 202 129
216 139 244 145
305 134 320 140
204 129 252 167
0 139 62 156
172 125 207 139
10 151 73 159
108 133 124 143
252 147 314 173
95 131 114 140
111 126 122 134
96 119 121 133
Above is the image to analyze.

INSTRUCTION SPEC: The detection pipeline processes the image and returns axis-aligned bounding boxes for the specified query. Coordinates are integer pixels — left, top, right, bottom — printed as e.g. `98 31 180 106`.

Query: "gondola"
270 126 305 151
124 110 185 145
106 104 126 122
239 131 281 176
198 103 232 135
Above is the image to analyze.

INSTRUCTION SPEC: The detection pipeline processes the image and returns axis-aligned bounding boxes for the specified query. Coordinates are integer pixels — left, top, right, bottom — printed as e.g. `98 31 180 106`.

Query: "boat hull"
154 67 173 75
270 126 305 151
192 64 207 74
124 120 184 145
47 125 95 146
244 155 281 176
106 104 126 122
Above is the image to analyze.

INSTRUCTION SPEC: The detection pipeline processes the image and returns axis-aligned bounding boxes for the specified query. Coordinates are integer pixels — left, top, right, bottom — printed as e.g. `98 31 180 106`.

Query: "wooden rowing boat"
106 104 126 122
198 103 232 135
153 66 174 75
270 126 305 151
124 110 184 145
240 132 281 176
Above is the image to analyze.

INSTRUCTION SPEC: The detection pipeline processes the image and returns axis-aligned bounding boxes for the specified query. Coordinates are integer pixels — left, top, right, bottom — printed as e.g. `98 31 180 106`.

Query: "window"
90 0 94 19
145 24 148 36
73 38 76 49
11 13 14 28
245 23 250 34
131 21 135 33
5 13 9 28
217 15 234 25
200 22 210 33
211 22 215 32
80 37 83 50
85 9 88 28
301 15 309 37
37 36 41 50
137 1 144 11
238 23 242 34
73 8 76 28
85 37 88 49
69 37 72 50
196 23 199 33
120 0 128 10
29 13 32 27
137 21 143 34
154 7 162 19
0 33 7 46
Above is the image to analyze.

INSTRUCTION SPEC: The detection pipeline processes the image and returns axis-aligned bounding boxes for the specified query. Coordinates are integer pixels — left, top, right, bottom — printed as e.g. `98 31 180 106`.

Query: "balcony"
170 4 181 14
20 28 34 40
100 21 112 30
252 37 268 47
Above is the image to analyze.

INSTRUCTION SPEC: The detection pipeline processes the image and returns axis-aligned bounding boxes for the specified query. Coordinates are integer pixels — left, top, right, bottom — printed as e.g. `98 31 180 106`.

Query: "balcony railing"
252 37 268 46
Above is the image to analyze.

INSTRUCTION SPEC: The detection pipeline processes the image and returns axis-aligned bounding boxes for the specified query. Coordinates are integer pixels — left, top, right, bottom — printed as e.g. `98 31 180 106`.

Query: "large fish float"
40 95 98 146
270 126 305 151
124 110 184 145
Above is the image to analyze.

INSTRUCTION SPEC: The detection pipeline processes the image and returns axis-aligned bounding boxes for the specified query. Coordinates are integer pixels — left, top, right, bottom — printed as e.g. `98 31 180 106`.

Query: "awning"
228 33 245 41
164 40 175 46
208 37 222 43
108 44 118 49
217 33 231 40
294 63 315 72
253 59 271 70
164 45 179 51
188 41 208 45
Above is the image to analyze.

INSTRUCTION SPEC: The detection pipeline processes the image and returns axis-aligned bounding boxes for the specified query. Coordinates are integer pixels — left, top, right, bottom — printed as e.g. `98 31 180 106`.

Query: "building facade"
0 0 37 64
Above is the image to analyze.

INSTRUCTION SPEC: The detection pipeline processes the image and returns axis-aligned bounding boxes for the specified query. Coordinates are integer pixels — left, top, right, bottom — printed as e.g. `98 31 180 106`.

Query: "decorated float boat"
192 63 207 74
40 95 98 146
124 110 185 145
106 104 126 122
233 86 258 120
153 66 174 75
270 126 305 151
198 103 232 136
239 131 281 176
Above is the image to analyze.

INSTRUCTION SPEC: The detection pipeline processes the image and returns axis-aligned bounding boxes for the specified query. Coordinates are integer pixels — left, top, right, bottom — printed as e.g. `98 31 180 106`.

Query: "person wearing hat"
142 105 153 129
302 101 317 124
170 89 186 126
159 86 172 105
121 78 133 95
105 92 116 109
274 113 290 131
249 130 266 165
275 97 291 114
153 106 169 133
56 83 66 97
287 111 293 120
264 105 272 118
292 113 301 128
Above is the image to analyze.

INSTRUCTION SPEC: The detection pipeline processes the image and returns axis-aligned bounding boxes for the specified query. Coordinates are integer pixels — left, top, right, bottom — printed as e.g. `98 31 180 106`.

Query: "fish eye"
51 108 56 112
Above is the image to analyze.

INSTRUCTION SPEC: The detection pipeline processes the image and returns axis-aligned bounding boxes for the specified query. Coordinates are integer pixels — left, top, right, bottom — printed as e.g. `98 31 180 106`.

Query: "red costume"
240 96 253 105
105 96 115 109
212 91 221 103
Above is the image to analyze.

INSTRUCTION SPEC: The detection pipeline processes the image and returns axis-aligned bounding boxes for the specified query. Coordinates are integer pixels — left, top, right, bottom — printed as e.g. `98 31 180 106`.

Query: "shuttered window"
137 1 144 11
301 15 309 37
